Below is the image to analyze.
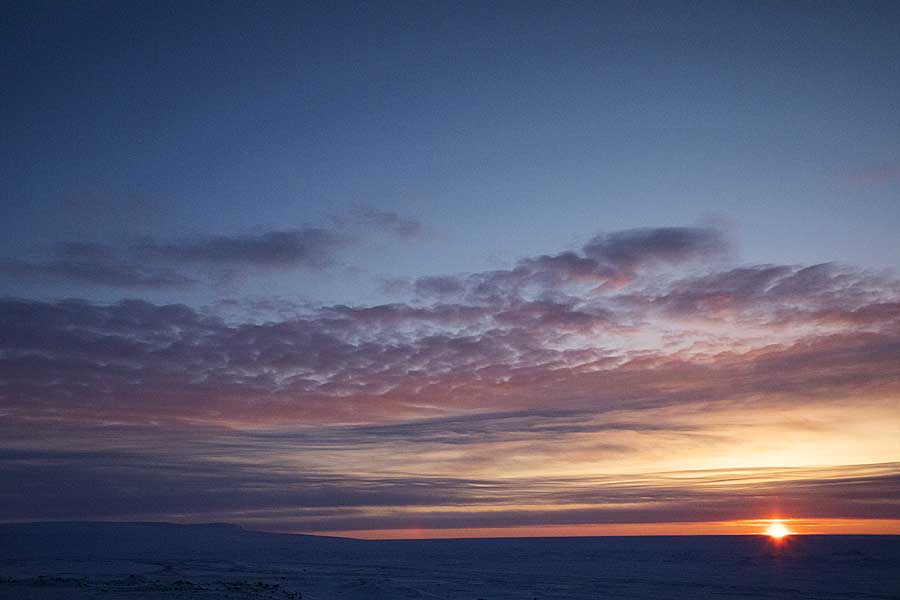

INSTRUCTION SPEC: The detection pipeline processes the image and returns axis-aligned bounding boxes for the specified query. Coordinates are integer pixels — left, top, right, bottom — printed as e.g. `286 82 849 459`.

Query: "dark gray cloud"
141 228 348 269
0 241 194 289
413 275 466 297
583 226 729 273
0 207 426 290
0 229 348 290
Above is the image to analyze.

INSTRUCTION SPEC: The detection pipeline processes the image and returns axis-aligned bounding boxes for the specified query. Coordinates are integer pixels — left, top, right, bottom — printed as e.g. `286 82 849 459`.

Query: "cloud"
1 224 898 531
0 229 348 290
0 206 427 290
626 262 899 323
1 418 896 530
140 228 348 270
1 259 897 427
494 300 612 332
407 226 731 302
413 276 466 297
583 226 730 274
0 242 194 289
332 206 427 240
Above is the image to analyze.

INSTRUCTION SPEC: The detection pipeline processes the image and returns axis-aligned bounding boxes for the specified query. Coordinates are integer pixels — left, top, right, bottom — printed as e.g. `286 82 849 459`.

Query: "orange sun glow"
765 521 791 539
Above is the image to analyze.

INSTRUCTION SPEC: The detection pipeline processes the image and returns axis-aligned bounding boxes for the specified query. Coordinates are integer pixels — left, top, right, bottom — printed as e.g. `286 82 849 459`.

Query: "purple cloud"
407 226 731 303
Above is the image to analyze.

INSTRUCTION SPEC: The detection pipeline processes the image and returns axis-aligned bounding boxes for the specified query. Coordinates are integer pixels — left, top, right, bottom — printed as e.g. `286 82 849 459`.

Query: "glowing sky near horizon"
1 1 899 537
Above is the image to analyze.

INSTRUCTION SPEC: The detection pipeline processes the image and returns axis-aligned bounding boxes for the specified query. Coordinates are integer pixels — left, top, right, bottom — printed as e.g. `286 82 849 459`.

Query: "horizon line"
6 518 900 540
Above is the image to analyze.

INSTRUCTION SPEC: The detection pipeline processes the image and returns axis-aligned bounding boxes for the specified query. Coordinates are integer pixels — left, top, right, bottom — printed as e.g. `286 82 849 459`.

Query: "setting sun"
765 522 791 539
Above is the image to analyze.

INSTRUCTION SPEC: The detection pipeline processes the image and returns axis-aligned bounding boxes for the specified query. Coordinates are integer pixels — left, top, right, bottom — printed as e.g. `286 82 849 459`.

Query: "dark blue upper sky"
3 0 899 305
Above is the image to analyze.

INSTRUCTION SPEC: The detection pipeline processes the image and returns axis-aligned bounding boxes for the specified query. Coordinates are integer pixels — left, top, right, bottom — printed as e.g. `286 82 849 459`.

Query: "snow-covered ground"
2 523 898 599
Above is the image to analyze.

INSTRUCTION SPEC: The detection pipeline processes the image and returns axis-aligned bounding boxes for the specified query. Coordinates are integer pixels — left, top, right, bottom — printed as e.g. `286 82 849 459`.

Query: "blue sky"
3 1 899 306
1 2 899 536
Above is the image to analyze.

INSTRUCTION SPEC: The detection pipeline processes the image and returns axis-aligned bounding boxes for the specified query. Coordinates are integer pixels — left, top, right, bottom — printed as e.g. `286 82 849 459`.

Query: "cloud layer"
1 225 898 533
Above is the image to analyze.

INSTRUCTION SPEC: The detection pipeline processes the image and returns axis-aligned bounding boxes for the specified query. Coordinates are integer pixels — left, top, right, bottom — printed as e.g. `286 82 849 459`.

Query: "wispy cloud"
2 418 897 530
0 242 194 289
0 207 426 290
332 205 427 240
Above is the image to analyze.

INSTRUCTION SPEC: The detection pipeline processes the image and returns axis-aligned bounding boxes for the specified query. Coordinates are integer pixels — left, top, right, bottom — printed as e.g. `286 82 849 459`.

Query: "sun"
765 521 791 539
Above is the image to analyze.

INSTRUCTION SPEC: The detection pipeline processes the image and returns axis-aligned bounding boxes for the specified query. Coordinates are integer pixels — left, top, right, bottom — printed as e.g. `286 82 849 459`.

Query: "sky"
1 1 899 538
